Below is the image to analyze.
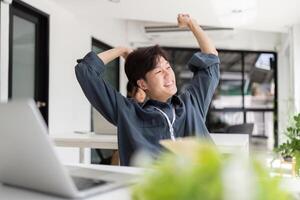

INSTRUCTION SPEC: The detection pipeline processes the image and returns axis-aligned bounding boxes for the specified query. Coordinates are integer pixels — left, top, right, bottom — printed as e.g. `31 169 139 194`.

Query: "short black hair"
125 45 169 87
126 81 137 98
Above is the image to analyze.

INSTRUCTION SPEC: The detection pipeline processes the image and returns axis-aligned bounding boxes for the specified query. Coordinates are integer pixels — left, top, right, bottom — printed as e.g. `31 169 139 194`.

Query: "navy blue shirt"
75 51 220 166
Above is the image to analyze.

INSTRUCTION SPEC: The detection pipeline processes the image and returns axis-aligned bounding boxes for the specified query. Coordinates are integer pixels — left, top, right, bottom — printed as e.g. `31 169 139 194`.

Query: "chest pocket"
140 118 166 142
142 117 164 128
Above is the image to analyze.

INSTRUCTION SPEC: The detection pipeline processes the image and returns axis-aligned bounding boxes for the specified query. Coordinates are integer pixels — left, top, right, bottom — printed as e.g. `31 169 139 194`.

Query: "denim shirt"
75 51 220 166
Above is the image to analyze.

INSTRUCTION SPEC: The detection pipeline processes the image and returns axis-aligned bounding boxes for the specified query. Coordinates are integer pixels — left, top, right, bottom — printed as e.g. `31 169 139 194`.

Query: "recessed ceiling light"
212 0 258 26
232 9 243 14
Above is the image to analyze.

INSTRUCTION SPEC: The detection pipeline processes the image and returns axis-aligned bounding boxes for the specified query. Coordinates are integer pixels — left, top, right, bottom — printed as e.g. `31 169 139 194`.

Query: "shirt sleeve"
75 51 128 125
184 52 220 119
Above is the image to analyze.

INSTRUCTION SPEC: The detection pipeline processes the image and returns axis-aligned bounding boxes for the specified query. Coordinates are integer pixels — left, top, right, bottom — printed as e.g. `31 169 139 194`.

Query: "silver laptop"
0 100 136 199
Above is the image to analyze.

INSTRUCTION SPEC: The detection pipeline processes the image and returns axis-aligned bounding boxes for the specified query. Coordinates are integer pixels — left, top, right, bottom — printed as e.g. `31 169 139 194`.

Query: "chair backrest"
225 123 254 135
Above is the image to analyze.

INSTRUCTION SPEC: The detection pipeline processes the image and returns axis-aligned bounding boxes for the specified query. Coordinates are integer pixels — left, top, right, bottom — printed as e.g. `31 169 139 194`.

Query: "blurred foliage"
275 113 300 158
252 160 291 200
132 142 292 200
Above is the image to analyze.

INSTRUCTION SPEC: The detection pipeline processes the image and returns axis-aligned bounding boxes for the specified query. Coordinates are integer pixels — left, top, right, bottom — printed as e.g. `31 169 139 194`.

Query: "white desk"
53 133 118 149
0 164 142 200
52 133 118 163
52 133 249 163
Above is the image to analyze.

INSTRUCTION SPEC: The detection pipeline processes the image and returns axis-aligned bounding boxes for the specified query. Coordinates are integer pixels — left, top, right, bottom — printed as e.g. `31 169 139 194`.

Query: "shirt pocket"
137 114 165 142
141 118 164 128
139 125 165 143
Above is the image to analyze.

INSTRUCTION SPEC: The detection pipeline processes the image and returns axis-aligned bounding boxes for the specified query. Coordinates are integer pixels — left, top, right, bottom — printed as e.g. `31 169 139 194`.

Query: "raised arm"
98 46 132 64
177 14 218 55
178 14 220 119
75 47 132 125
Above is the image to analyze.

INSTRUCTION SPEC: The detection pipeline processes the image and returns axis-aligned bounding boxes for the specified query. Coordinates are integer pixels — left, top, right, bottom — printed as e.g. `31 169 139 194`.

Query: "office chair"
225 123 254 135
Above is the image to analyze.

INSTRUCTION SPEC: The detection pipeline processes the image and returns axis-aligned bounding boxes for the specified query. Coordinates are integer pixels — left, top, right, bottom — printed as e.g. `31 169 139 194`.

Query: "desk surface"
52 133 118 149
51 133 249 163
52 133 249 152
0 164 142 200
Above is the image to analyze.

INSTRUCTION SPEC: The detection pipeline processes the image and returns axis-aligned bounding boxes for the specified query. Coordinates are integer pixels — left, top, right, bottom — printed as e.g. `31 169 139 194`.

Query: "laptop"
0 99 136 199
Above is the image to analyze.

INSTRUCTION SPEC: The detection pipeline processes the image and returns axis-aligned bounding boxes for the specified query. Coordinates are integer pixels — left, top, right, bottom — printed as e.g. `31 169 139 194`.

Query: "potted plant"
275 113 300 176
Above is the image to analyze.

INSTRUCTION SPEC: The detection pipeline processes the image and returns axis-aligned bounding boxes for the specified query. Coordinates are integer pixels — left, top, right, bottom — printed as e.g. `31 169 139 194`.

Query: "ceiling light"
212 0 257 27
231 9 243 14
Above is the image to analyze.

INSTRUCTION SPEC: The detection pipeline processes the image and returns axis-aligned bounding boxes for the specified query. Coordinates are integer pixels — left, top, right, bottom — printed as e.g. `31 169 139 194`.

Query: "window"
91 39 119 90
164 48 278 148
90 38 119 164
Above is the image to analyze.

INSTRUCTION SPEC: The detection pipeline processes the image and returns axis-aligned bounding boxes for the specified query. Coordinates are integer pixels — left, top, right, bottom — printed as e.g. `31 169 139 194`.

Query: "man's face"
138 56 177 102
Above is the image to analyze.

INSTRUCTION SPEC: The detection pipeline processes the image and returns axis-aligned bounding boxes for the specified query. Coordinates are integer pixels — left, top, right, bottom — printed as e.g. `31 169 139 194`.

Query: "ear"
137 79 148 91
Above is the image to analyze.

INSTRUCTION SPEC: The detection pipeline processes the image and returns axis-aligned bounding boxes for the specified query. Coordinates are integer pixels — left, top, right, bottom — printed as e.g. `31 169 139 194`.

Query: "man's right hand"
177 13 217 55
177 14 192 28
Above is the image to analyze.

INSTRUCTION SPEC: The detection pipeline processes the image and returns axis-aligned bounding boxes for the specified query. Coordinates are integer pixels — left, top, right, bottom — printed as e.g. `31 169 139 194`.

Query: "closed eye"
155 70 162 74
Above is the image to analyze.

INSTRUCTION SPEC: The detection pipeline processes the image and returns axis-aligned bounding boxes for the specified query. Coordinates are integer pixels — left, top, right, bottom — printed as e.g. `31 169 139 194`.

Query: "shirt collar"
141 95 182 108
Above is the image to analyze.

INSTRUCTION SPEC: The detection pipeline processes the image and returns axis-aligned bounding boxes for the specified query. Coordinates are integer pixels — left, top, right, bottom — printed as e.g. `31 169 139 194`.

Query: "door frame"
9 0 49 124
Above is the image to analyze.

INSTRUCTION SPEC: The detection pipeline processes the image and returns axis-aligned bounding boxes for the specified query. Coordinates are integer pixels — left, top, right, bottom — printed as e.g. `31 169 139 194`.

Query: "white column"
0 0 11 102
277 31 294 144
291 25 300 112
278 25 300 144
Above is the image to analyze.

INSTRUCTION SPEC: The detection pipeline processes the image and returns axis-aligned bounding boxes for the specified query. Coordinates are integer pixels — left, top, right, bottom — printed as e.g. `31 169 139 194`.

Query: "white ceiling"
51 0 300 33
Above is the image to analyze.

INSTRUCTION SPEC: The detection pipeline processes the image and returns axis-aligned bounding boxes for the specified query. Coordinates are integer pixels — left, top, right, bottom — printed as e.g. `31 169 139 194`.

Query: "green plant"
132 142 292 200
275 113 300 158
132 144 223 200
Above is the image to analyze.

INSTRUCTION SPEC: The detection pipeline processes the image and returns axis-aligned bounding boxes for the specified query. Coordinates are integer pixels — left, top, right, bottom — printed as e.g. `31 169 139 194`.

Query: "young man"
75 14 220 166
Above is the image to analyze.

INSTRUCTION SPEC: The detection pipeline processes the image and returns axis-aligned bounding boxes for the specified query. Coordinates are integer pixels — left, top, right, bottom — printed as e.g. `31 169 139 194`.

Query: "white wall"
276 24 300 144
0 0 129 163
277 32 294 144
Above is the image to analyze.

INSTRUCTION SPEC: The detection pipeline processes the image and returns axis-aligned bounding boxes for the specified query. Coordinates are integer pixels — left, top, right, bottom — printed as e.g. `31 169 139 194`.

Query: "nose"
163 68 173 79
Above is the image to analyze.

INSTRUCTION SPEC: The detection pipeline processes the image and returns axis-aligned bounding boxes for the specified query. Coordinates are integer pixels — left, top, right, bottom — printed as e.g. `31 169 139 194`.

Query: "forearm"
188 20 218 56
187 53 220 118
97 47 127 65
